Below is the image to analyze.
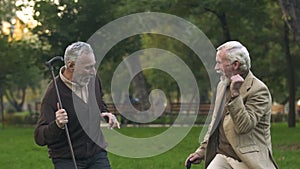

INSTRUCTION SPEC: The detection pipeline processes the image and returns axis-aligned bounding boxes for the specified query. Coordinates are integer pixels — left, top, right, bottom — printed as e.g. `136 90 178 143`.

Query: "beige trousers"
207 154 249 169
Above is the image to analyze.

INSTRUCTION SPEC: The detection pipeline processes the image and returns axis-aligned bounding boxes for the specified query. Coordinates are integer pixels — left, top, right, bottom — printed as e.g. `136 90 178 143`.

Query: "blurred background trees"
0 0 43 127
0 0 299 126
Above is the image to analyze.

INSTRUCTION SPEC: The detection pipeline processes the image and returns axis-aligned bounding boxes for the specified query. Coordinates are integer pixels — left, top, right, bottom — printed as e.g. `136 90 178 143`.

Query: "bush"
24 113 39 124
271 113 287 123
4 113 25 125
6 106 16 114
4 111 38 125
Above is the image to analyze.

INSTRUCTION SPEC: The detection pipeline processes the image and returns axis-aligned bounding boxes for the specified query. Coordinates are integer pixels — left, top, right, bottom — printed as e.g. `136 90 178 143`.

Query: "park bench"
106 102 212 126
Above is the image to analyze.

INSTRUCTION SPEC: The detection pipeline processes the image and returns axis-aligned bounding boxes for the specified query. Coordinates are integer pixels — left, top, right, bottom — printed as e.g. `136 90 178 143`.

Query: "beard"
75 75 94 87
216 70 230 86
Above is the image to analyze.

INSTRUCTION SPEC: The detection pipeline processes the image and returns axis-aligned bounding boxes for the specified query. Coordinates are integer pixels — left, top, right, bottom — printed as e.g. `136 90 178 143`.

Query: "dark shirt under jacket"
217 88 241 162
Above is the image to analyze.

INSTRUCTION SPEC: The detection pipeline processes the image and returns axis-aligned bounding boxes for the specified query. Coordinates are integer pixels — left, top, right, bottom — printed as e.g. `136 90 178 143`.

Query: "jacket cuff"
195 147 205 158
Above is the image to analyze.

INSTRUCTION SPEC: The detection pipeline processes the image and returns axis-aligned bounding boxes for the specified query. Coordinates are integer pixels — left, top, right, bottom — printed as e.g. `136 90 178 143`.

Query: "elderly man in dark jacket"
34 41 119 169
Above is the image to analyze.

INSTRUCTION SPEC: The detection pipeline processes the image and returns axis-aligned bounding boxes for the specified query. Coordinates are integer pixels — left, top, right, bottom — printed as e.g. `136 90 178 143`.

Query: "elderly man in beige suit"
185 41 278 169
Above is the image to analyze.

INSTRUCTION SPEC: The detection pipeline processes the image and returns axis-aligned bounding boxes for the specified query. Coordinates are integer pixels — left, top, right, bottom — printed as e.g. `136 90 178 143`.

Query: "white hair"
64 41 94 65
217 41 251 71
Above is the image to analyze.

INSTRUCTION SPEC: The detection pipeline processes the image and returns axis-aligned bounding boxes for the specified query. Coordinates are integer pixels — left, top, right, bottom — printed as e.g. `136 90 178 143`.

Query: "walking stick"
186 159 192 169
45 56 78 169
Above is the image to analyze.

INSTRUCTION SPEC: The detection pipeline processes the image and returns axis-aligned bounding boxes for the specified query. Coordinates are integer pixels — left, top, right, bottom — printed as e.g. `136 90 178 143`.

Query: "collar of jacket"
239 71 255 96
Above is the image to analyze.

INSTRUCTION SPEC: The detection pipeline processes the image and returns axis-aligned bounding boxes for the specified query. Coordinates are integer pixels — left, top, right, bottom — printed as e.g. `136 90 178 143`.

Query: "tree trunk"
218 12 231 41
123 56 150 110
5 88 26 112
204 8 231 41
279 0 299 127
279 0 300 41
131 72 150 110
283 22 296 127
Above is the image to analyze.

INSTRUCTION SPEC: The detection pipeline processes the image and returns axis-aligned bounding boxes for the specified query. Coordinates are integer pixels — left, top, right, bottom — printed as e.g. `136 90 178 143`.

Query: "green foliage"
121 0 297 103
0 37 10 90
3 111 38 125
0 1 45 111
31 0 299 103
1 39 43 111
5 40 43 89
0 0 18 21
33 0 115 61
140 34 211 103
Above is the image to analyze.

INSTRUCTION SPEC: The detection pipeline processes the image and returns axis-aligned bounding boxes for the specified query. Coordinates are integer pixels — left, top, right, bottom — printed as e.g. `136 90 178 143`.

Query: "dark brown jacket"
34 75 108 159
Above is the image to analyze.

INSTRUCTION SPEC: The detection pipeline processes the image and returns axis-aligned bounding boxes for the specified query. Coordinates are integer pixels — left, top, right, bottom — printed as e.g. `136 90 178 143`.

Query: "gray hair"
217 41 251 71
64 41 94 65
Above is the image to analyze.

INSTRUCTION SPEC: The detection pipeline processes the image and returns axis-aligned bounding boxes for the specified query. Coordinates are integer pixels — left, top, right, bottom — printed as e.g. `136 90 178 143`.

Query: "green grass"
271 123 300 169
0 127 51 169
0 123 299 169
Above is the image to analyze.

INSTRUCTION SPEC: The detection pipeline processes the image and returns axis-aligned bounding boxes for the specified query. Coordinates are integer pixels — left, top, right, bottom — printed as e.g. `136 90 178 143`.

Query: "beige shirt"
59 66 88 103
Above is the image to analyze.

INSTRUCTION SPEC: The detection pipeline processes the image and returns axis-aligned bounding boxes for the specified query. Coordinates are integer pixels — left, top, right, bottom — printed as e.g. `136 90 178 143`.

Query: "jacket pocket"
238 145 259 154
238 132 260 154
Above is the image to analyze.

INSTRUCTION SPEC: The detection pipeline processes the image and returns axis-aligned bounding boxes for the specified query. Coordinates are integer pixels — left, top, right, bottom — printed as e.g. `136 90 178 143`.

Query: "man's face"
73 52 96 86
214 49 235 79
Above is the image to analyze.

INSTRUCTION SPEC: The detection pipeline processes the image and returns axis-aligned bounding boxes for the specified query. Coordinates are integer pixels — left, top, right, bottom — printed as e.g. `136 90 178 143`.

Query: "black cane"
45 56 78 169
186 159 192 169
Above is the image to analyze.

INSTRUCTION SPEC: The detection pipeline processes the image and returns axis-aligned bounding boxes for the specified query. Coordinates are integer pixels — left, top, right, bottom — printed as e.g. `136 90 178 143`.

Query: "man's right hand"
185 153 203 167
55 103 68 129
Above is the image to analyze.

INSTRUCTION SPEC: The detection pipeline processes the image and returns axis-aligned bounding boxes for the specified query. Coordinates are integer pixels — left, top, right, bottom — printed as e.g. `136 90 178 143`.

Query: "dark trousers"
52 151 111 169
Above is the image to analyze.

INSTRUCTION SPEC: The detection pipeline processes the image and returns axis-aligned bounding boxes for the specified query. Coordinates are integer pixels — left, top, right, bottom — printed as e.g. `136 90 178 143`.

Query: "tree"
0 35 10 127
0 0 17 21
0 0 44 112
32 0 117 61
32 0 299 119
0 0 16 127
173 0 294 106
278 0 300 127
4 39 43 111
115 0 291 104
279 0 300 41
33 0 152 109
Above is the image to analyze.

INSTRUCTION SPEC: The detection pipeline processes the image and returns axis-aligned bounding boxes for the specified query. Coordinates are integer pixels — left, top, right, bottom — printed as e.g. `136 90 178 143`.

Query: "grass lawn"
0 123 299 169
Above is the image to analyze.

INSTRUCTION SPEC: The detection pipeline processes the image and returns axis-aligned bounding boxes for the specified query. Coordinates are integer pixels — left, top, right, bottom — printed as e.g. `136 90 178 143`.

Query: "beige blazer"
196 71 278 169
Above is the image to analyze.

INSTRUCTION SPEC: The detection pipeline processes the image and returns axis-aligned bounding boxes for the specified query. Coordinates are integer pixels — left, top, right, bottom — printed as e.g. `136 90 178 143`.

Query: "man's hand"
230 74 244 98
101 112 120 129
55 103 68 129
185 153 203 167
